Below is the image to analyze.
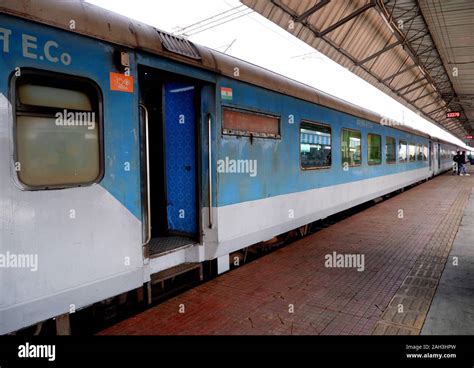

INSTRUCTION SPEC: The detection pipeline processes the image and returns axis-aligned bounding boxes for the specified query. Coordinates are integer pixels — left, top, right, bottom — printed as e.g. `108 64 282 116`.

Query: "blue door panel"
164 82 197 234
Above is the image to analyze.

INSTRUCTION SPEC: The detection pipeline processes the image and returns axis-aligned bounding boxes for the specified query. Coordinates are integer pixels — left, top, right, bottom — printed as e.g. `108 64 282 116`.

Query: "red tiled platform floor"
100 171 473 335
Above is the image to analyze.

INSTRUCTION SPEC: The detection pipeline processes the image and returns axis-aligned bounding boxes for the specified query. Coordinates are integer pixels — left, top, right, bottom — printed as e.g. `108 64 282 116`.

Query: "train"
0 0 466 334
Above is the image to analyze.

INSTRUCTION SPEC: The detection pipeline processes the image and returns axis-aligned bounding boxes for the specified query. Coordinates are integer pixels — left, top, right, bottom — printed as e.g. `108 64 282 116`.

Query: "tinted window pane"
409 144 416 161
17 116 100 186
368 133 381 165
386 136 396 163
300 124 332 169
399 140 407 162
18 85 92 110
417 144 423 160
15 73 101 188
341 129 361 166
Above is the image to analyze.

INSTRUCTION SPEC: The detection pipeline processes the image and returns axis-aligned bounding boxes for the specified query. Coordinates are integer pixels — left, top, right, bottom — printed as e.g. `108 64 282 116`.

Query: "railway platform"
100 168 474 335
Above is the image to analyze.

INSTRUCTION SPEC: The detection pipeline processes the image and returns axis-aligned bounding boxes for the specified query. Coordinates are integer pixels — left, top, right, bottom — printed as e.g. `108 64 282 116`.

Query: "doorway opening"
139 66 200 256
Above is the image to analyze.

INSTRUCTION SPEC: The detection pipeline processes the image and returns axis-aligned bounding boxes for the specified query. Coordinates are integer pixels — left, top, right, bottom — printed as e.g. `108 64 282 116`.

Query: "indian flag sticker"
221 87 233 101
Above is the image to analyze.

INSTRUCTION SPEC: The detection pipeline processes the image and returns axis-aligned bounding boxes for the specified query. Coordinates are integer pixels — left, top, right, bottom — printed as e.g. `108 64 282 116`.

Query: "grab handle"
140 104 152 245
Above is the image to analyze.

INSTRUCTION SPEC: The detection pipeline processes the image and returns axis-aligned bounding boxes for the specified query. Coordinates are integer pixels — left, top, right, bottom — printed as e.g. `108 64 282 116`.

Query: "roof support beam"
426 105 447 115
419 100 440 111
445 121 460 129
317 2 376 37
407 31 430 44
397 10 421 26
404 81 429 95
412 90 438 103
432 109 447 120
295 0 330 22
395 78 426 93
393 3 418 19
381 64 417 83
356 40 402 66
417 46 435 57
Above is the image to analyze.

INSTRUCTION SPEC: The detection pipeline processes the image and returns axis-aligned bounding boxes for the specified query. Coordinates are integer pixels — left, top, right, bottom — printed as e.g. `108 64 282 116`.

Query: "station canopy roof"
241 0 474 141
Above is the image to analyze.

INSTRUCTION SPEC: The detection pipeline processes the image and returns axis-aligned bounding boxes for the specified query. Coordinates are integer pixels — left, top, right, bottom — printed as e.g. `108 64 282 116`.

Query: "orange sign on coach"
110 72 134 93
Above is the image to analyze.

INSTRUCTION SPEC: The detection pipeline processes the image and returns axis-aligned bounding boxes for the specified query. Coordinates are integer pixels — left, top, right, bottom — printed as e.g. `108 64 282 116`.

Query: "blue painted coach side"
216 77 430 207
0 13 141 219
0 13 448 218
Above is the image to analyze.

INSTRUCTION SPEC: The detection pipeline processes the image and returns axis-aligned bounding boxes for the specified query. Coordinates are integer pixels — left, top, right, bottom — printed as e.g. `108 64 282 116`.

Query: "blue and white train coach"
0 1 459 334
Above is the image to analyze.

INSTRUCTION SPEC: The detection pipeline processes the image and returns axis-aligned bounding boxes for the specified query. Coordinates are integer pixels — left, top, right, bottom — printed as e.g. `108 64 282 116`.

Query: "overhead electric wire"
185 9 253 36
174 5 251 36
176 4 245 32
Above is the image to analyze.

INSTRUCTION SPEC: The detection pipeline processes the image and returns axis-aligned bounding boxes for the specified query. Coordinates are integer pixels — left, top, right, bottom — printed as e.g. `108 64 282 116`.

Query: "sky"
87 0 469 148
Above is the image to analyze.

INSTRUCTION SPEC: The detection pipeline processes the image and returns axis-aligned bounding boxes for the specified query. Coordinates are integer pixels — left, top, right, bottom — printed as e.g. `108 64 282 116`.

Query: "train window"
423 145 428 161
399 140 408 162
408 143 416 162
14 70 102 189
385 136 396 163
222 108 280 138
367 133 381 165
18 85 92 109
341 128 361 167
300 122 332 169
416 144 423 160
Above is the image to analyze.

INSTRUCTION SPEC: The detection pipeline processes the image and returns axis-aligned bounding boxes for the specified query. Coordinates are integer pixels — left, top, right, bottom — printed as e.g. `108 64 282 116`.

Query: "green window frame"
385 136 396 164
341 128 361 167
368 133 381 165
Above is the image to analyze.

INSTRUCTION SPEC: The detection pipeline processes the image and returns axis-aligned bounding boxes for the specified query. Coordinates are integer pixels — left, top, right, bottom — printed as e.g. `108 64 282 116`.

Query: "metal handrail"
140 104 152 245
208 113 213 229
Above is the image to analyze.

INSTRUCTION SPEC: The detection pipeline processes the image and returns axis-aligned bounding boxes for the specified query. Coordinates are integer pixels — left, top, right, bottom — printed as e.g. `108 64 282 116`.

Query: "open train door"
138 67 201 257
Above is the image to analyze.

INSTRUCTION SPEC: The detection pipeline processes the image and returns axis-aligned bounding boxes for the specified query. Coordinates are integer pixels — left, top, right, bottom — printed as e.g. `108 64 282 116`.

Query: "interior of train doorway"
139 66 201 257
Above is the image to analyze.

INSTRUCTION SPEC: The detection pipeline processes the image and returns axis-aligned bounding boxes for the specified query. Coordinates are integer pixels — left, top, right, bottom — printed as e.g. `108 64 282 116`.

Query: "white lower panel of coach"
205 167 431 259
0 185 143 335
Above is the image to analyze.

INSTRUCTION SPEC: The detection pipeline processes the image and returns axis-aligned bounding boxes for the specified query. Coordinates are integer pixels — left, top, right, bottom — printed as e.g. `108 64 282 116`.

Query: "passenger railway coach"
0 1 462 334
